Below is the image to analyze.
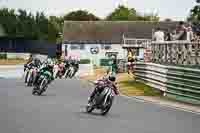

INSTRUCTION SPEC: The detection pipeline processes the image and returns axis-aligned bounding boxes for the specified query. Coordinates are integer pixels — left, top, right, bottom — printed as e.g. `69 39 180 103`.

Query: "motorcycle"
24 64 31 84
24 65 38 86
32 70 52 96
71 63 79 78
26 66 38 86
63 64 75 79
86 80 115 115
53 63 65 79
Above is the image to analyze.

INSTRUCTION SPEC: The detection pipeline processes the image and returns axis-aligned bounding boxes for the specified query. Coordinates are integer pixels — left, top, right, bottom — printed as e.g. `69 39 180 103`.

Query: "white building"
62 41 127 66
62 21 177 66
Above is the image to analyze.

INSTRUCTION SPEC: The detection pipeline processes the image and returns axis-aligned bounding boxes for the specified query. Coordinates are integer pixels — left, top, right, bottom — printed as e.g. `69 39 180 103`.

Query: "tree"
35 12 49 40
140 13 160 21
106 5 159 21
0 8 17 36
64 10 100 21
106 5 137 21
188 0 200 24
0 7 63 41
48 16 64 43
17 9 30 37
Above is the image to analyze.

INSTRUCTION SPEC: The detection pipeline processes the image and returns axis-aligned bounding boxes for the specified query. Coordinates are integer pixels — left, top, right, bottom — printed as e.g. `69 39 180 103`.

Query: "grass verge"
80 68 161 97
0 59 26 65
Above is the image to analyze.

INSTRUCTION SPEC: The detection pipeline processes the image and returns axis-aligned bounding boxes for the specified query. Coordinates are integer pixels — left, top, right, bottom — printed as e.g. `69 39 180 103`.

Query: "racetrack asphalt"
0 78 200 133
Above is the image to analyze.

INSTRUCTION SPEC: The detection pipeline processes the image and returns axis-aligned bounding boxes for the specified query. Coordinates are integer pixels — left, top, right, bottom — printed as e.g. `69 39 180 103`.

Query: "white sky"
0 0 197 21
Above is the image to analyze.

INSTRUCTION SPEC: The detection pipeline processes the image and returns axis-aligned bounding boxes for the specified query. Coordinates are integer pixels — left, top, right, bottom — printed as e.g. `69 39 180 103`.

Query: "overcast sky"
0 0 197 20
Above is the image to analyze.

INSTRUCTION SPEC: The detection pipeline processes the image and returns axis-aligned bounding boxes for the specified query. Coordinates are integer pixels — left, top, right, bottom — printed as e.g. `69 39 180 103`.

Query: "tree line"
0 4 199 43
188 0 200 24
0 8 63 43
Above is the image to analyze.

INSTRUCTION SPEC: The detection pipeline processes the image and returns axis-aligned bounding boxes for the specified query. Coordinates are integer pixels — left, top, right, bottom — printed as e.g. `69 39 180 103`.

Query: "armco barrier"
134 62 200 105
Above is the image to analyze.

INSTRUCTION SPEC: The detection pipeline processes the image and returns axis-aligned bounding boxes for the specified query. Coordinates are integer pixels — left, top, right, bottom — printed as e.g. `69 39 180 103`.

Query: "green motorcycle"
32 70 53 96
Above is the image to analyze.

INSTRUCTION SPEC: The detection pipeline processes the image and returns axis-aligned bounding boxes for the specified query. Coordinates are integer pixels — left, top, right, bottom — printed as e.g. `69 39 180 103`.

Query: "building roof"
63 21 178 44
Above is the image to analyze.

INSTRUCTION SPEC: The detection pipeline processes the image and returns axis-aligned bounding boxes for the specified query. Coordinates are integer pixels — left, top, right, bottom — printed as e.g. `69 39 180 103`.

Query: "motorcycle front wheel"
32 87 39 95
38 78 48 96
100 97 113 116
86 99 95 113
27 72 33 86
24 70 29 83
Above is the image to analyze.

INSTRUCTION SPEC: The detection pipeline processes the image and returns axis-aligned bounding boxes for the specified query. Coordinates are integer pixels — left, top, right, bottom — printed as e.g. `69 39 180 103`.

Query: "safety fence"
134 62 200 105
151 41 200 65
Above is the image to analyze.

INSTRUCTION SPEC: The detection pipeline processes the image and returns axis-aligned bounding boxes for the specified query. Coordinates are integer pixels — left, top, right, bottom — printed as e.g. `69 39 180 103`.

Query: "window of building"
80 44 85 50
101 44 112 50
70 44 85 50
104 44 112 50
136 49 140 56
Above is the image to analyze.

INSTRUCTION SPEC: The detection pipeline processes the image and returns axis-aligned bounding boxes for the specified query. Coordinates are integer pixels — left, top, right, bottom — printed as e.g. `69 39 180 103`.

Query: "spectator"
165 29 173 41
174 21 187 40
112 58 118 74
153 27 165 42
127 49 136 74
187 25 194 41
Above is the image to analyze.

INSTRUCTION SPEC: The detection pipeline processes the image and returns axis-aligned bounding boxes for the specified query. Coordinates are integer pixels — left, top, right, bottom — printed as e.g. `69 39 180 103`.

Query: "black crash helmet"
108 75 116 82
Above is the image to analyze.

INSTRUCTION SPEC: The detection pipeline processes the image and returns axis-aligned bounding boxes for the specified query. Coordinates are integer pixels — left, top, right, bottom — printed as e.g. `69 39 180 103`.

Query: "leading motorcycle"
86 80 115 115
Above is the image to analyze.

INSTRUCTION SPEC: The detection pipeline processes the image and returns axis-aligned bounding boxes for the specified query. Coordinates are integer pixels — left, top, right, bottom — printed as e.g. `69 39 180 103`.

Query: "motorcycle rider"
71 57 80 77
88 74 120 103
24 54 33 72
33 60 54 86
24 56 42 84
34 58 42 68
64 56 72 69
24 55 41 71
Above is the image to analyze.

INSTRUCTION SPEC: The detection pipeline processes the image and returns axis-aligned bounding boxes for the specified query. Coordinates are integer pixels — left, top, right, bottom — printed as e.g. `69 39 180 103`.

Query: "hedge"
80 59 91 64
0 53 7 59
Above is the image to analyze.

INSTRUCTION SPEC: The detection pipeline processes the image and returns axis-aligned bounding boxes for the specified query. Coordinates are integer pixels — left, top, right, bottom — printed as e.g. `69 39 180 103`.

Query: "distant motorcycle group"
23 56 120 115
23 58 79 96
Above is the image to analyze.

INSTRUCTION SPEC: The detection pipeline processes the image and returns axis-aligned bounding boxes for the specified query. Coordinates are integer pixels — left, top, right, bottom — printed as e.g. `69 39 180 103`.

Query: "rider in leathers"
88 75 120 103
33 61 54 86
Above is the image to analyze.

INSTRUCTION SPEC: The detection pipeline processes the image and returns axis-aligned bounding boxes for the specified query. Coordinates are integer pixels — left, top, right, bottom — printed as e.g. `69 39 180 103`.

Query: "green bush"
0 53 7 59
80 59 91 64
100 59 112 66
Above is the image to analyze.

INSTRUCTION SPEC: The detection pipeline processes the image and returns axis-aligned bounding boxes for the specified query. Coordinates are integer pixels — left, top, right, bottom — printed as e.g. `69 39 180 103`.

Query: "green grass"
119 80 162 96
0 58 26 65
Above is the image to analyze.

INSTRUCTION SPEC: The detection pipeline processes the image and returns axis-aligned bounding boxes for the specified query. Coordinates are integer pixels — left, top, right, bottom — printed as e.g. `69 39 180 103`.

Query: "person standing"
165 29 173 41
153 27 165 42
174 21 187 40
111 58 118 76
127 49 135 74
187 25 194 41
